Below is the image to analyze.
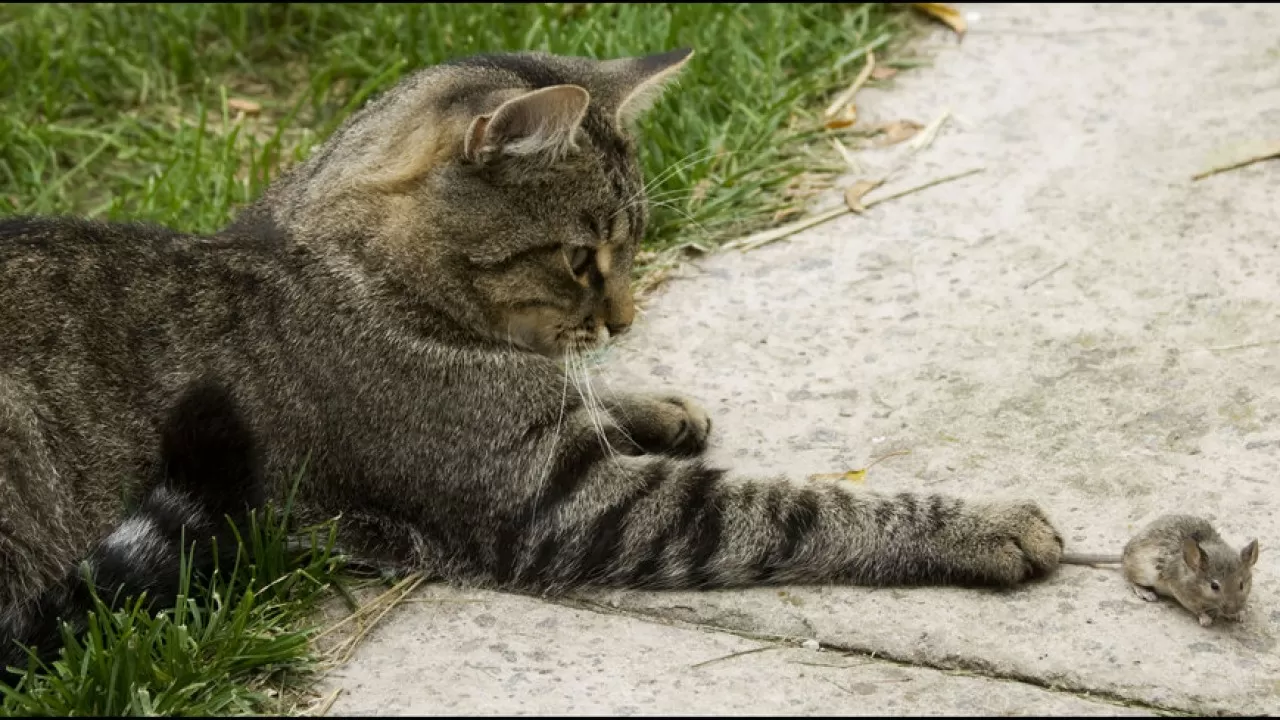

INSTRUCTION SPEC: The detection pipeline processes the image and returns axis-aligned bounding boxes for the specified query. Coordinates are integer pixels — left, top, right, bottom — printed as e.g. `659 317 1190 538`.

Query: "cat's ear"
464 84 591 162
605 47 694 128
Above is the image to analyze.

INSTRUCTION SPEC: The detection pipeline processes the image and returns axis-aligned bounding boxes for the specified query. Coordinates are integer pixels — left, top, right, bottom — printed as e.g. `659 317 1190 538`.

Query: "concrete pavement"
326 3 1280 714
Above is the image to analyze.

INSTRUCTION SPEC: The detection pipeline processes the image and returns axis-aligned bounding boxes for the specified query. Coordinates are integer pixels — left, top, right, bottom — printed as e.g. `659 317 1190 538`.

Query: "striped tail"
0 380 264 684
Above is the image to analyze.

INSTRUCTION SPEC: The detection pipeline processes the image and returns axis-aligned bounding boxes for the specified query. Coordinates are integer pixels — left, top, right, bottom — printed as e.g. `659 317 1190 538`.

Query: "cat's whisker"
576 366 614 461
608 187 713 245
530 348 574 530
564 347 610 460
628 144 741 216
644 198 711 240
608 149 717 224
584 371 644 452
568 348 626 467
637 187 692 204
641 147 716 195
609 186 684 223
574 352 638 457
585 380 626 467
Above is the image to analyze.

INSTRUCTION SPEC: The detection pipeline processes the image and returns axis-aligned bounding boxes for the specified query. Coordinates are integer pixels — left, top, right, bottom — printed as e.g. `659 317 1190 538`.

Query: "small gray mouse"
1061 514 1260 627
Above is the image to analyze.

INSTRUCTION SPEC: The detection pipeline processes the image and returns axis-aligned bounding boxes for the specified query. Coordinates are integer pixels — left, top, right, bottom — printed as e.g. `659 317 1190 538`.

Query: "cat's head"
268 49 694 357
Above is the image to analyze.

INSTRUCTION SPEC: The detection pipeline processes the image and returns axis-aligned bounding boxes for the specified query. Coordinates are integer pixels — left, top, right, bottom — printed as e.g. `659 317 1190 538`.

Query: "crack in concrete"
555 596 1207 717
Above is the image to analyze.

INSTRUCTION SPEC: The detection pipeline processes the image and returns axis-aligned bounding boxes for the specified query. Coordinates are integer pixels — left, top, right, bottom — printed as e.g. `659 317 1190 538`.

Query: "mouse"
1060 514 1260 627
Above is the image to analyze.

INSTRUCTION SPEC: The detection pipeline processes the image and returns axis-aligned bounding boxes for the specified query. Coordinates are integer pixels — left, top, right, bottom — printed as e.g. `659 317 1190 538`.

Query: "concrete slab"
325 586 1148 716
327 3 1280 715
585 3 1280 715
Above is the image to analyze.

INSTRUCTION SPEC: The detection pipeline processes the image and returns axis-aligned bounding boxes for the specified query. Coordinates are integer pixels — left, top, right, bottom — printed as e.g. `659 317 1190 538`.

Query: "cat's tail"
0 380 264 685
489 453 1064 593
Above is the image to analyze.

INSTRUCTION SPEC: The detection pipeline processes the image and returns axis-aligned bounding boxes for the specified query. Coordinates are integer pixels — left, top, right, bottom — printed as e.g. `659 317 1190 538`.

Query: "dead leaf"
870 66 899 81
823 103 858 130
1191 139 1280 181
783 171 832 201
911 3 967 38
773 205 803 222
808 469 868 484
843 179 884 213
727 167 982 253
830 137 861 173
807 451 911 485
227 97 262 115
912 109 951 150
824 50 876 120
876 119 923 146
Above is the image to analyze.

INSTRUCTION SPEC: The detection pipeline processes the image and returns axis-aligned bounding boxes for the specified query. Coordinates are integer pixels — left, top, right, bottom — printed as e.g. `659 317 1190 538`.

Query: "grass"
0 2 919 715
0 2 917 253
0 479 350 717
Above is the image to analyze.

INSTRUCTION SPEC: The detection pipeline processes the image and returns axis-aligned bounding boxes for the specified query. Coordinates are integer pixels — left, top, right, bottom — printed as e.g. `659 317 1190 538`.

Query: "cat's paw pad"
660 395 711 456
971 500 1063 586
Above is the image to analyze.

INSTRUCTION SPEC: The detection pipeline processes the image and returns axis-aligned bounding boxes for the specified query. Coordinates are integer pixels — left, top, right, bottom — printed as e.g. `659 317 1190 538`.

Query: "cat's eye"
1209 580 1221 592
567 246 594 276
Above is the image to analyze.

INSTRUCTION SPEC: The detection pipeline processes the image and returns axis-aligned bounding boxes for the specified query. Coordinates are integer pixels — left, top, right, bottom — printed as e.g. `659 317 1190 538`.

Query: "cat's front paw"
600 392 712 457
963 500 1063 586
659 395 712 456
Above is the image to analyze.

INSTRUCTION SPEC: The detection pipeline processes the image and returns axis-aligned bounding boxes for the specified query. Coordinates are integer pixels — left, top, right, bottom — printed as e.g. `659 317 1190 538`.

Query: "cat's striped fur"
0 50 1063 678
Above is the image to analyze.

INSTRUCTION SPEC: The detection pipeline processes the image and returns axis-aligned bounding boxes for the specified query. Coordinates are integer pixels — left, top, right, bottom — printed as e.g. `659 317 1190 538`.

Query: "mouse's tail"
1060 552 1123 566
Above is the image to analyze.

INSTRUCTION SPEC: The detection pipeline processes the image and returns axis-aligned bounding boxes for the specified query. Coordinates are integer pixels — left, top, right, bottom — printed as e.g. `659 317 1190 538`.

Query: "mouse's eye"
1240 580 1246 591
1209 580 1221 592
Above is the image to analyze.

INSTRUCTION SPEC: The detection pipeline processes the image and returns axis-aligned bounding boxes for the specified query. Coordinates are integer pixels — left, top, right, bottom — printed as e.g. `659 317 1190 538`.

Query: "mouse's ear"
1241 539 1260 567
1182 538 1208 571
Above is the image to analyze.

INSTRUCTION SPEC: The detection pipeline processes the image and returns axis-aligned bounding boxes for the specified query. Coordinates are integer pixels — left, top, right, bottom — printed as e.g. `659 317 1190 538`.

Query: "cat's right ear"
464 85 591 163
605 48 694 128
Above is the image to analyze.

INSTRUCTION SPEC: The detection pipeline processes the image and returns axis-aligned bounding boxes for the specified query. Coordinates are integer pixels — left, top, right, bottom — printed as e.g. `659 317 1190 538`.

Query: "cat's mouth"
500 308 610 357
559 323 611 356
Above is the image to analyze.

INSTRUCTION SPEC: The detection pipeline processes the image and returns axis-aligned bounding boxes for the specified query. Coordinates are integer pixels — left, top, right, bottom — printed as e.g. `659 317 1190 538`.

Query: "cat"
0 48 1063 677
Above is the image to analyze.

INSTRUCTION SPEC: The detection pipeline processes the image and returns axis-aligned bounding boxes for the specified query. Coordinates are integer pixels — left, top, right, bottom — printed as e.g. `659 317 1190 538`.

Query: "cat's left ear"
465 84 591 162
605 48 694 128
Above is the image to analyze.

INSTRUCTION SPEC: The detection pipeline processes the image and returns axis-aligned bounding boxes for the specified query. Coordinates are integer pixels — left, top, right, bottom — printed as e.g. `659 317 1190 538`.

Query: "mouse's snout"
1218 583 1251 618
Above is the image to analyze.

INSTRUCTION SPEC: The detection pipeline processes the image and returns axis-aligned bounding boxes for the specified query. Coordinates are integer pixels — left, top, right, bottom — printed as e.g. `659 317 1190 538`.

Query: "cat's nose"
604 281 635 337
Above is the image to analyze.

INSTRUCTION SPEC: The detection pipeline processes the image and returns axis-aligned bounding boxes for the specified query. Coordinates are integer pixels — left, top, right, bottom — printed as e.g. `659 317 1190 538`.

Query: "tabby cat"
0 48 1063 675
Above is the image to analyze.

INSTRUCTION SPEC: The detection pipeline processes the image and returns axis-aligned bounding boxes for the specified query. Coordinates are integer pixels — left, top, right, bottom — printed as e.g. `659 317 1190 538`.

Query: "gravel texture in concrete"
326 586 1151 716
